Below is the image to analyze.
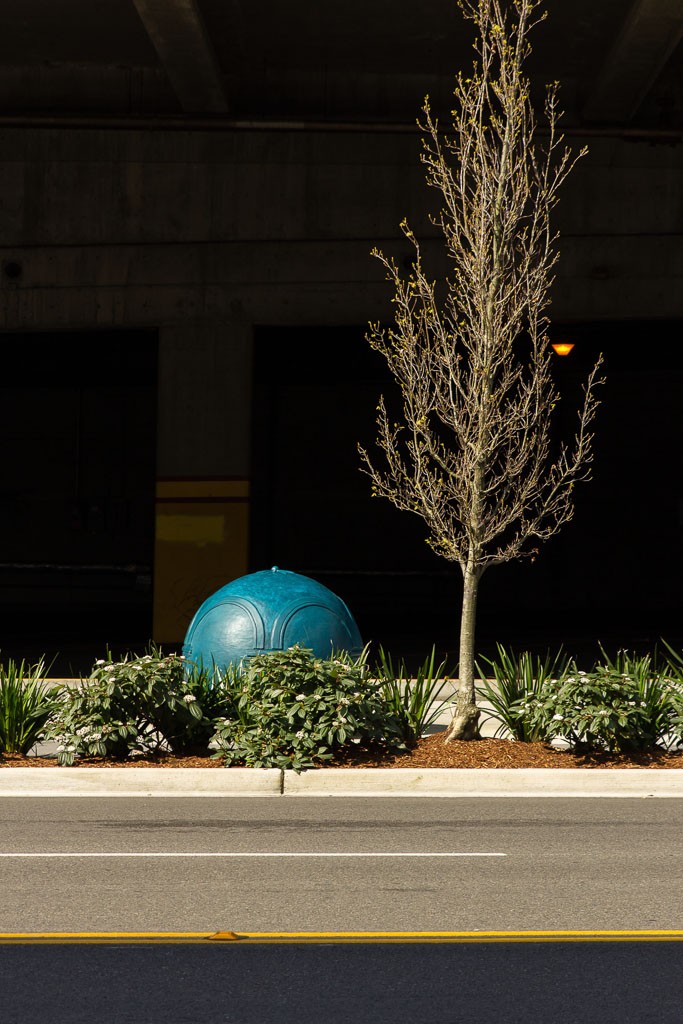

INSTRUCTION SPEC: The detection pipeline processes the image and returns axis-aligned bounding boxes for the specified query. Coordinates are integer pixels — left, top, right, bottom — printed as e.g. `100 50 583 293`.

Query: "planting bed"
3 732 683 769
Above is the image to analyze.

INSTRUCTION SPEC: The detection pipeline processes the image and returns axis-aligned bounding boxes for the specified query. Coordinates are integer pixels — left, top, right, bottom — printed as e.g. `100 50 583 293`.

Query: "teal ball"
182 566 363 671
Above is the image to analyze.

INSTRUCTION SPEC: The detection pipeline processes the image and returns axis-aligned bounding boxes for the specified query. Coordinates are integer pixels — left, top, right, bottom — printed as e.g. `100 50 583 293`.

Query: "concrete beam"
582 0 683 123
132 0 229 114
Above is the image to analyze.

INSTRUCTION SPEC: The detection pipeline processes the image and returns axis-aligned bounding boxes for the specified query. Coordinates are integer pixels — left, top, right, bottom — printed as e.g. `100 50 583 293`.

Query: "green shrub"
210 645 408 771
476 644 571 741
517 650 683 753
48 648 234 765
375 646 452 743
656 641 683 743
0 657 60 755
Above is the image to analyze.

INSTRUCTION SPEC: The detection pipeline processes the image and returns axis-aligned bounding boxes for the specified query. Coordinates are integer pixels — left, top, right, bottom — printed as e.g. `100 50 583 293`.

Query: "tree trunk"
444 563 481 741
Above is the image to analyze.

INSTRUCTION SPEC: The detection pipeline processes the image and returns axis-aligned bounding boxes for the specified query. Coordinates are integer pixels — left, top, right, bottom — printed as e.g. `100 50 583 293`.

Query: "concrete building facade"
0 0 681 669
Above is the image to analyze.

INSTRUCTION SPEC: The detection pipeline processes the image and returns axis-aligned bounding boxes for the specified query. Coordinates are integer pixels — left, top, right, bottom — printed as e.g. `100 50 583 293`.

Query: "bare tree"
359 0 603 740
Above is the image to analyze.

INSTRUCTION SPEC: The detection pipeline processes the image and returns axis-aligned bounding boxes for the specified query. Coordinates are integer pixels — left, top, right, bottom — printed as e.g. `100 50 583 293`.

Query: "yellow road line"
2 930 683 944
0 932 213 944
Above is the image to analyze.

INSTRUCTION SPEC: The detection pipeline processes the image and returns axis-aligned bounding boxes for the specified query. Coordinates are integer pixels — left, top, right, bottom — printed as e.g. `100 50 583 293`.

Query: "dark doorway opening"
251 322 683 668
0 330 158 675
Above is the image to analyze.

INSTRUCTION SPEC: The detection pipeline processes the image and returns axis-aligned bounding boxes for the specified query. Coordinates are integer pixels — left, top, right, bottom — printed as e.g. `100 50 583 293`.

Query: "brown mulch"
3 733 683 769
324 733 683 769
0 753 222 768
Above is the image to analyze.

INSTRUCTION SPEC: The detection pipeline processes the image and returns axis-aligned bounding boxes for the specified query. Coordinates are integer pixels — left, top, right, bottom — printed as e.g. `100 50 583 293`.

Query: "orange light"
551 342 575 357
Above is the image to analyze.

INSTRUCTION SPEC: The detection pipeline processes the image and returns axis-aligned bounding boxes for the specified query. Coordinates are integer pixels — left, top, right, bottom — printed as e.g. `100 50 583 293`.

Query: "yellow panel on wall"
152 479 249 645
156 479 249 500
156 514 226 545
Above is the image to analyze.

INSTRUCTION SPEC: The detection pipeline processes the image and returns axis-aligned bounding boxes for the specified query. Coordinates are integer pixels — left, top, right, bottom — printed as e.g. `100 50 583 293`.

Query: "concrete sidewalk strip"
3 766 683 797
0 768 282 797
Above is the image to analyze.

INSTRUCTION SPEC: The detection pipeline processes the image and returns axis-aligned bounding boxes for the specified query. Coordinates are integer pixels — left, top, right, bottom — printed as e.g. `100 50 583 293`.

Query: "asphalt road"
2 797 682 933
2 940 683 1024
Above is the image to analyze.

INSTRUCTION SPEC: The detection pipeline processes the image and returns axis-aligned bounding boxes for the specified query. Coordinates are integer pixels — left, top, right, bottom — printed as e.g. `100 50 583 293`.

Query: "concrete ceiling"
0 0 679 129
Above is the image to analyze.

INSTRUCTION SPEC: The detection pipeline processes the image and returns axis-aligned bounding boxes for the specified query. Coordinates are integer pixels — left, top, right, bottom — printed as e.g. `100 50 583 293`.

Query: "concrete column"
153 316 252 643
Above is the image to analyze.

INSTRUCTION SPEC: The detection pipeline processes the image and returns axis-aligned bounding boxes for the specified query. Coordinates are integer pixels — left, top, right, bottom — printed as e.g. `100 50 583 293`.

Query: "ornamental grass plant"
475 644 571 741
0 656 59 755
375 645 453 743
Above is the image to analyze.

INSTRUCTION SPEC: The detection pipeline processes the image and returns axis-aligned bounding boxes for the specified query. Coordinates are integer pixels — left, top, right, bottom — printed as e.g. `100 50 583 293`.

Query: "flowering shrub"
48 648 234 764
515 651 683 753
210 645 408 771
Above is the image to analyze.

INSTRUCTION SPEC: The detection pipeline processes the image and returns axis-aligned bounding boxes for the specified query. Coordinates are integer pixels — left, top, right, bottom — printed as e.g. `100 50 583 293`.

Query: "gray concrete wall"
0 125 680 478
0 123 681 648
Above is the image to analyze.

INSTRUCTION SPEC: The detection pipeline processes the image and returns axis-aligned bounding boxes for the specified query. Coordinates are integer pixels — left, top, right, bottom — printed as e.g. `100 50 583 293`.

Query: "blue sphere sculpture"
182 567 363 671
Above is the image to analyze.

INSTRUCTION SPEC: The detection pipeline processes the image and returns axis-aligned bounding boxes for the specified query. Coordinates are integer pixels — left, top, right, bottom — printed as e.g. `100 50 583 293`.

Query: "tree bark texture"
445 563 481 741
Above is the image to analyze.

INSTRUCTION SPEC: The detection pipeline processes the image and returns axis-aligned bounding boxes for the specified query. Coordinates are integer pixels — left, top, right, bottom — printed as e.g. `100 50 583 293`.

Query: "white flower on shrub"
295 730 305 740
295 694 306 701
183 694 197 703
552 714 564 721
95 659 106 666
104 665 115 672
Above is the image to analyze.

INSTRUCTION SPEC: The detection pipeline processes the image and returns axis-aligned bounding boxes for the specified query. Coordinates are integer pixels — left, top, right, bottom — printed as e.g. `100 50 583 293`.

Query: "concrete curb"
3 766 683 797
0 768 282 797
282 767 683 797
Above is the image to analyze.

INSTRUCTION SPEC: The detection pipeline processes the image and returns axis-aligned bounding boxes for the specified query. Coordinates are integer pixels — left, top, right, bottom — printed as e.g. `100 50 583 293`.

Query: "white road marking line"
0 852 506 858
